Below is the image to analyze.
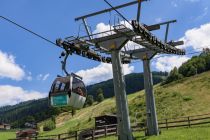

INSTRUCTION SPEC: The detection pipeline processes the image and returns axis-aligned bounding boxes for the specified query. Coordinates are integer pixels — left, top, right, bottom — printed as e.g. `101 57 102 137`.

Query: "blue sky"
0 0 210 106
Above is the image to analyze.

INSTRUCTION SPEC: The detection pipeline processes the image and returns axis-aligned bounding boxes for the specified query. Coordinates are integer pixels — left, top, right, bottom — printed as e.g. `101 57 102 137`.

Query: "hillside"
0 72 166 128
41 71 210 135
87 72 167 98
0 98 64 128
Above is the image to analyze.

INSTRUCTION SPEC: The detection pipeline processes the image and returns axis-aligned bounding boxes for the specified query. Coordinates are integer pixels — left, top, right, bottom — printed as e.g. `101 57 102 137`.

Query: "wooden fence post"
58 134 61 140
166 119 168 129
92 129 95 140
188 117 191 127
105 126 107 137
75 131 78 140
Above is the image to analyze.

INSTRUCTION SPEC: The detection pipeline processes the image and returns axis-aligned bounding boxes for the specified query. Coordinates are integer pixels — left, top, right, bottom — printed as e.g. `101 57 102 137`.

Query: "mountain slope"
41 71 210 135
0 72 166 128
0 98 62 128
87 72 167 98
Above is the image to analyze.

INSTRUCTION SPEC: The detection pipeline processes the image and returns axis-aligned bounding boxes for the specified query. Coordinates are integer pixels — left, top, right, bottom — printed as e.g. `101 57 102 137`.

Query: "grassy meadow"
0 131 16 140
100 125 210 140
40 71 210 137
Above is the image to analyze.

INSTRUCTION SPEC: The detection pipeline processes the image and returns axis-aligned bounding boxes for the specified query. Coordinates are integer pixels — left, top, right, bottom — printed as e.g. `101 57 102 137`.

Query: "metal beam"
136 0 148 22
145 24 160 31
131 20 185 55
168 41 184 46
142 20 176 31
82 18 93 40
163 20 177 43
165 23 170 43
124 48 150 55
136 0 142 22
157 20 177 26
75 1 139 21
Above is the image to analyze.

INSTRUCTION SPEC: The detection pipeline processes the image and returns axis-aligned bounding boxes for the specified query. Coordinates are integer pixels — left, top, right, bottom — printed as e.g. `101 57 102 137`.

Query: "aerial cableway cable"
103 0 132 26
1 15 207 64
0 16 88 109
0 16 116 64
0 16 58 47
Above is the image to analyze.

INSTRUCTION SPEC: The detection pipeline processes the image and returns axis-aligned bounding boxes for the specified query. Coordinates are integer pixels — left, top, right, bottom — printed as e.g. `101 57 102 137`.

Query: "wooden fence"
30 113 210 140
158 113 210 129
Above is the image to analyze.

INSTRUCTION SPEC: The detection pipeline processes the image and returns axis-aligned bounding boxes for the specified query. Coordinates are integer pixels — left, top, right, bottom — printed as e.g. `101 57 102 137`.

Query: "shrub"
97 93 104 102
43 119 56 131
183 96 192 101
164 67 183 84
96 88 104 102
86 95 94 106
171 92 181 97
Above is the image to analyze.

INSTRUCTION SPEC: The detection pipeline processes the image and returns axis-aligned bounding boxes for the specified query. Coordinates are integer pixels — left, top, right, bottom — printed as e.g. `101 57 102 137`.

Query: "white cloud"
93 21 132 37
171 1 178 7
185 0 200 2
171 0 200 7
25 72 32 81
93 22 114 38
152 56 190 72
36 73 50 81
124 41 143 51
155 18 162 23
0 85 47 106
43 73 50 81
93 22 140 51
36 74 43 80
0 50 25 80
26 75 32 81
180 22 210 50
76 63 134 85
195 7 208 21
152 22 210 72
75 22 135 85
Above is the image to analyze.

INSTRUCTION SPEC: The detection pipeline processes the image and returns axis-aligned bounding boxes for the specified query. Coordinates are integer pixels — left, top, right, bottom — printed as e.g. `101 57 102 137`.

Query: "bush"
183 96 192 101
43 119 56 131
85 95 94 106
164 52 210 84
171 92 181 97
164 67 183 84
96 88 104 102
97 93 104 102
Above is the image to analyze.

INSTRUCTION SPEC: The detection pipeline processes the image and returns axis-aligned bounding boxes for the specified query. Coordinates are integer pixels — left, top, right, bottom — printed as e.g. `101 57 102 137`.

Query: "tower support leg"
143 59 159 136
111 50 133 140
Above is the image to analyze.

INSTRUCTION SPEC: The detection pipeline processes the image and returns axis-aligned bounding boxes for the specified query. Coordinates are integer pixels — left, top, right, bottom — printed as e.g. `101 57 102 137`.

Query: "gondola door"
69 75 86 109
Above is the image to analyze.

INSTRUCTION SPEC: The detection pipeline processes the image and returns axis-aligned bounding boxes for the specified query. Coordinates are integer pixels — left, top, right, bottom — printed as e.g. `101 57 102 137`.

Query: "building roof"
0 123 10 126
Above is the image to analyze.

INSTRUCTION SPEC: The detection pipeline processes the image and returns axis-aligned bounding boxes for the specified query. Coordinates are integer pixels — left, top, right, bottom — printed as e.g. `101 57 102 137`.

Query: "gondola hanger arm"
61 51 70 76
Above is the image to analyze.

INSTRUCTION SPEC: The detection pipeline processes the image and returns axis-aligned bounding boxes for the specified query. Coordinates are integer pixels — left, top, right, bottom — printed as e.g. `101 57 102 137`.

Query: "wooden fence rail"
158 113 210 130
31 113 210 140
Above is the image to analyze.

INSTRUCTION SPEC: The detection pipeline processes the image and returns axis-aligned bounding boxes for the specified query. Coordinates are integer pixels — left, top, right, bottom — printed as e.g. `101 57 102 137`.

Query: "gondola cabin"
49 73 86 109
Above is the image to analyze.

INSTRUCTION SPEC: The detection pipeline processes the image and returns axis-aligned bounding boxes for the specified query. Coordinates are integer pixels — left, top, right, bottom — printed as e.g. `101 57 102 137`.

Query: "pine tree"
86 95 94 106
96 88 104 102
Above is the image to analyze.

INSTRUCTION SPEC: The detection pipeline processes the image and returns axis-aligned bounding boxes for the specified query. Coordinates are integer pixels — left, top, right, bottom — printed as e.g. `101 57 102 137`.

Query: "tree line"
0 72 167 129
164 50 210 84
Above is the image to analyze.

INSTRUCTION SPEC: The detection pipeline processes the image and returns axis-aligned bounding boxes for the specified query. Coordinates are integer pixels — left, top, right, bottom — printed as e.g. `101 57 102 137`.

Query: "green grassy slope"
0 72 166 128
41 71 210 136
87 72 167 98
100 125 210 140
0 131 16 140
